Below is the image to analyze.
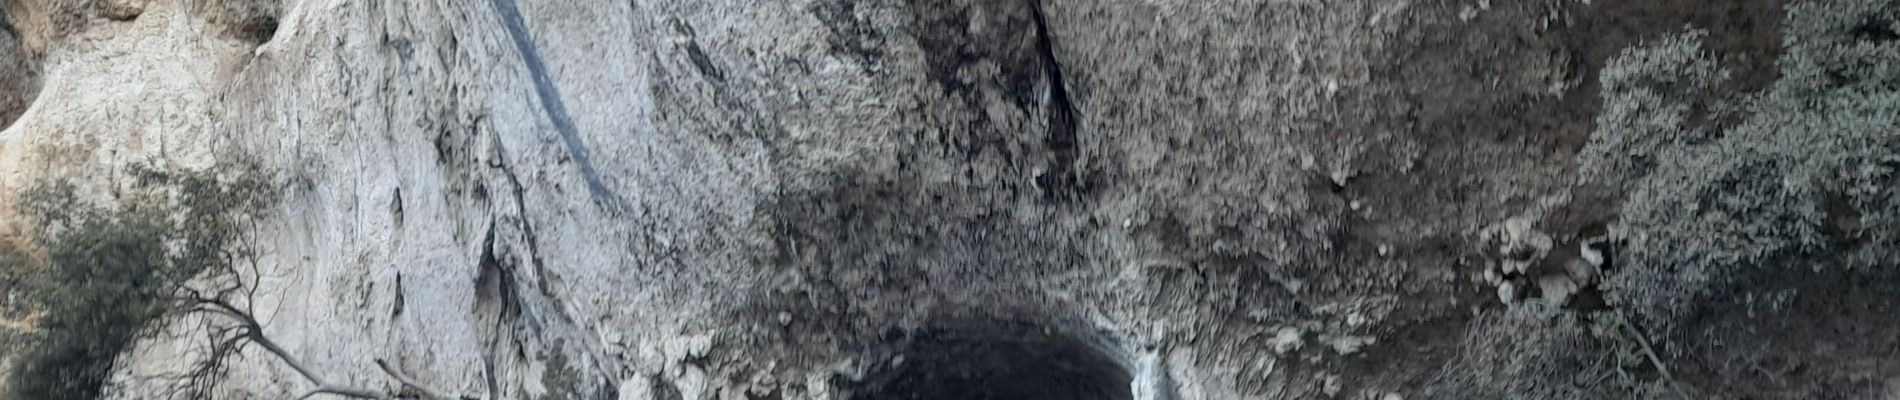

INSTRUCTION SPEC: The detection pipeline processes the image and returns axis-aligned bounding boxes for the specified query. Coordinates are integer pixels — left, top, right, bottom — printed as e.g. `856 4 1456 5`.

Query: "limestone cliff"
1 0 1897 399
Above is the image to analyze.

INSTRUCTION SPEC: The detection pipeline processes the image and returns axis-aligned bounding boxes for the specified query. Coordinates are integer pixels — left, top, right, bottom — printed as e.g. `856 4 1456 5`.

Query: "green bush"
1581 0 1900 331
7 205 170 400
1427 305 1616 398
3 163 274 400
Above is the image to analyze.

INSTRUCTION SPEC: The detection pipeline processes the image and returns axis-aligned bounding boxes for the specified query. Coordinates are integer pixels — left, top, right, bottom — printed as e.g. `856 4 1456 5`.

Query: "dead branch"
1615 310 1692 400
376 359 456 400
187 296 463 400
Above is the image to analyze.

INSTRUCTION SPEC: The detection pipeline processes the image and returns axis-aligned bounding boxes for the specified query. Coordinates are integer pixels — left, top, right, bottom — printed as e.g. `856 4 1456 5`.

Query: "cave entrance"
844 319 1132 400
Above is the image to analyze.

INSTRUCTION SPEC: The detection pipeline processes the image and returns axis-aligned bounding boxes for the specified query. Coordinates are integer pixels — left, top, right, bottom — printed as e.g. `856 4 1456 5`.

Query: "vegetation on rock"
2 162 272 400
1582 0 1900 331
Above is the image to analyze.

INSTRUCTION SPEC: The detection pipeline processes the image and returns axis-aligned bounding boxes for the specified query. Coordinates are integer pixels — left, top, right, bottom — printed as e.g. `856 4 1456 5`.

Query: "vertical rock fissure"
478 219 540 334
487 0 619 207
489 131 554 296
476 217 543 400
0 6 17 40
476 221 511 400
1028 0 1085 200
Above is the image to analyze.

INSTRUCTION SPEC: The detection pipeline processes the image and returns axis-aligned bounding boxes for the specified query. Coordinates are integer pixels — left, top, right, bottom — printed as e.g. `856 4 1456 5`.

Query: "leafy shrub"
1581 0 1900 331
1425 305 1673 399
3 162 274 400
7 204 169 400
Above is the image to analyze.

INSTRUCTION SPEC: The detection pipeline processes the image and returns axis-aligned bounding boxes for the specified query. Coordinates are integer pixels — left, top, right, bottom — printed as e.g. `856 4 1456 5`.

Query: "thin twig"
193 297 392 399
297 385 390 400
1616 310 1691 399
376 359 457 400
190 295 469 399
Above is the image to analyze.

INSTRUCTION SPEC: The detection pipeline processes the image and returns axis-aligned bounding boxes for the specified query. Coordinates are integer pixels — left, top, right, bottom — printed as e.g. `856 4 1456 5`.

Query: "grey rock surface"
0 0 1896 399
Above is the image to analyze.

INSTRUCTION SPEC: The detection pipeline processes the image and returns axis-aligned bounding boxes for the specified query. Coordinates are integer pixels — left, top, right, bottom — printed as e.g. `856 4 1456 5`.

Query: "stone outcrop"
1 0 1896 399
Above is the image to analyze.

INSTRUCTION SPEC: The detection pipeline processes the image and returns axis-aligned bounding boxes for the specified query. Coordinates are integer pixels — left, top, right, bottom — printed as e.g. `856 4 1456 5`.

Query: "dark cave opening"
843 320 1132 400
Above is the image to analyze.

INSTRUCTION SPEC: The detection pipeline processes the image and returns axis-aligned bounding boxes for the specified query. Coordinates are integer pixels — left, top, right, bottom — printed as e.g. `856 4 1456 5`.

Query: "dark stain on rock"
596 375 620 400
1027 0 1090 202
390 37 415 63
668 18 726 83
0 6 17 40
745 387 784 400
759 166 1090 346
810 0 889 71
650 376 685 400
434 126 456 163
766 169 943 288
685 41 726 82
0 4 37 130
491 0 620 207
905 0 1041 105
896 0 1100 201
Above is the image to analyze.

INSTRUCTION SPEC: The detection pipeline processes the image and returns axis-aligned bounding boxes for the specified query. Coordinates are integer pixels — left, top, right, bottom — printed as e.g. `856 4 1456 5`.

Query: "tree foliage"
1580 0 1900 331
3 162 274 400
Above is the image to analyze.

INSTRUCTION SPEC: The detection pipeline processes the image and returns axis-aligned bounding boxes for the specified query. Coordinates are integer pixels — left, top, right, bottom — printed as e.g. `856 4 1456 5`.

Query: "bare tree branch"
376 359 457 400
130 165 468 400
178 291 466 399
297 385 392 400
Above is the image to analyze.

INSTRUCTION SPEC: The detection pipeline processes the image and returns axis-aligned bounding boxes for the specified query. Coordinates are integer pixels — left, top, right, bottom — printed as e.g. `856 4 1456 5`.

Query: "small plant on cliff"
3 161 460 400
3 162 272 400
1580 0 1900 332
10 213 169 399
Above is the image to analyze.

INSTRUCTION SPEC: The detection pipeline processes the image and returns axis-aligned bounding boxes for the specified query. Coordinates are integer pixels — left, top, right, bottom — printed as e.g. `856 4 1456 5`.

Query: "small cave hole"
218 2 284 44
240 15 278 43
842 320 1132 400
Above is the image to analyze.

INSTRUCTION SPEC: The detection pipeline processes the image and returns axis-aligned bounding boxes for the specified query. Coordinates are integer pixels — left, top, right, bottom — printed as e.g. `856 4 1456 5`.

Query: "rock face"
1 0 1897 399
